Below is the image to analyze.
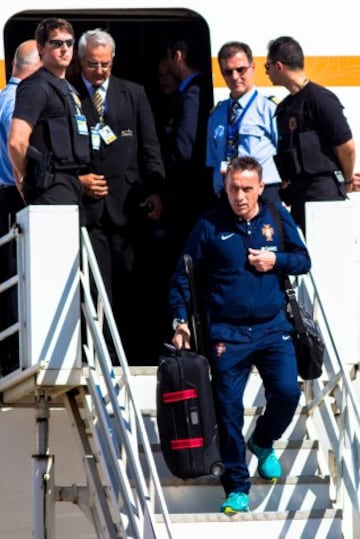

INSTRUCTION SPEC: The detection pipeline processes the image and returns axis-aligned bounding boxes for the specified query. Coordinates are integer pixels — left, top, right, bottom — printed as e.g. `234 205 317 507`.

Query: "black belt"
54 165 88 176
54 169 81 176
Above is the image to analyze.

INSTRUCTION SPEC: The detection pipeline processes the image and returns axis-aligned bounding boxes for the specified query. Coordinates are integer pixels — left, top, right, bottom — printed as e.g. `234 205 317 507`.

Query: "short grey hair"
77 28 116 59
14 40 40 69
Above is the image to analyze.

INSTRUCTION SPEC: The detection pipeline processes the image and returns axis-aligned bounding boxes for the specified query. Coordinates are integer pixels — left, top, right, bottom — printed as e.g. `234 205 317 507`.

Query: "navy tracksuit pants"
208 311 300 496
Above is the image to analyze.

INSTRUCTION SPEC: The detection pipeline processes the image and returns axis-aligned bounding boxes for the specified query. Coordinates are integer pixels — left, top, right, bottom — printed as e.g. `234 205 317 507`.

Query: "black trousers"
291 174 345 235
23 172 85 224
87 212 168 365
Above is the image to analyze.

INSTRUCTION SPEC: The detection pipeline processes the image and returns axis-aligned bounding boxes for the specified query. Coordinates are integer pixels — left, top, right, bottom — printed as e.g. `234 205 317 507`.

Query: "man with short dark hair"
8 18 91 215
163 35 214 262
266 36 356 233
169 156 311 513
207 41 281 204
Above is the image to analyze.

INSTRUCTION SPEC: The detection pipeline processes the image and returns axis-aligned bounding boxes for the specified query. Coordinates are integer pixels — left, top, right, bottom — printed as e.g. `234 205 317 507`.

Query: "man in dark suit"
162 36 215 267
74 28 165 364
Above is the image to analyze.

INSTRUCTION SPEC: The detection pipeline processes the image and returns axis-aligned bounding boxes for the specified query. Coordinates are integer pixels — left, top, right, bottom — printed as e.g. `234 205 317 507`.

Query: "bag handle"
184 254 206 355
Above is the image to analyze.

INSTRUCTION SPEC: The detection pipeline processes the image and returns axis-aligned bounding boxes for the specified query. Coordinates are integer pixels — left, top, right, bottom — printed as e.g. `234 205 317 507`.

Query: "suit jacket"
162 71 214 214
73 75 165 227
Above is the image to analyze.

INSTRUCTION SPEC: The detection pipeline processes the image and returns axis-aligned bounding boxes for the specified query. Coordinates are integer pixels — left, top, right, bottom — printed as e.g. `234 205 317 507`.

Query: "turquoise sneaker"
220 491 249 514
248 434 282 481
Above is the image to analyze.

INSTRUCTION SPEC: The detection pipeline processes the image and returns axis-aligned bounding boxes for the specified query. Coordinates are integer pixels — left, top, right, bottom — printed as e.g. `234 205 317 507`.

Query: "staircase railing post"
32 391 55 539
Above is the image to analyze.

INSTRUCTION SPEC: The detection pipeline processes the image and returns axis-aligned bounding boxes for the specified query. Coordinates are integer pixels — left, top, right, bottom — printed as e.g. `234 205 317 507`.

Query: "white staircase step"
138 439 319 478
116 367 340 535
128 367 307 410
153 476 332 513
154 509 342 539
141 406 308 445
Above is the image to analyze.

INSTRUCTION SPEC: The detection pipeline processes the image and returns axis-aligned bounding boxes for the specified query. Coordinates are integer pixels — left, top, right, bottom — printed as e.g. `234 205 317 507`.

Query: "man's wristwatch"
172 318 187 331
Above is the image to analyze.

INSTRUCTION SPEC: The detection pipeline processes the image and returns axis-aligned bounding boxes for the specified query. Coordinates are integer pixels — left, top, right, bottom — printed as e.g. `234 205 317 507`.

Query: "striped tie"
92 87 104 116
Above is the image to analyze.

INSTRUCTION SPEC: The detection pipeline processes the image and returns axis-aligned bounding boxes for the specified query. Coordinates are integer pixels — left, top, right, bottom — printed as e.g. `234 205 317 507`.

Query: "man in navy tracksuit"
169 155 311 513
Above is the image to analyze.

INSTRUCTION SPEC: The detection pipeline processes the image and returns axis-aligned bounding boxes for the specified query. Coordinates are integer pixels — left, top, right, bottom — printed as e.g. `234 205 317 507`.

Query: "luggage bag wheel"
211 461 225 477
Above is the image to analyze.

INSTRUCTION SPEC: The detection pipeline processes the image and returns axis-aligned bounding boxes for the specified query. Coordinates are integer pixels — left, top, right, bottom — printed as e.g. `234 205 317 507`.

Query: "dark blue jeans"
208 316 300 495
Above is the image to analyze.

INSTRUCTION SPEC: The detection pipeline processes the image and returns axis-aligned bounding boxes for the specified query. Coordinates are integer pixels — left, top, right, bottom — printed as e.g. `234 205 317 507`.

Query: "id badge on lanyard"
75 114 89 136
99 124 117 145
91 126 101 150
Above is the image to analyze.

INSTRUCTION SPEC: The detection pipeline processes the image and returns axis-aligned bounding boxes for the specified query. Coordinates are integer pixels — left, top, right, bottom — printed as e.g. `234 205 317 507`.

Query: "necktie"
229 99 241 125
228 100 241 158
92 87 104 117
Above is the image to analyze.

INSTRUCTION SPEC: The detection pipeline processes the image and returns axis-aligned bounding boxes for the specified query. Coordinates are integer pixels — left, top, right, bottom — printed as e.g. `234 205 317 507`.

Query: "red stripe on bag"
162 389 198 403
170 437 204 450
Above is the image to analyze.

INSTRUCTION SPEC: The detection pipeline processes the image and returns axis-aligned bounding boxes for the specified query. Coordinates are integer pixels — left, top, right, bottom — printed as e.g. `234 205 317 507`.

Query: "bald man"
0 39 41 375
0 40 41 211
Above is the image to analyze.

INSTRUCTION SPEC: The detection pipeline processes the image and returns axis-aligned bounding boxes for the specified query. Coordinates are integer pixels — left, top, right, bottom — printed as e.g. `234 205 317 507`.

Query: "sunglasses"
48 39 75 49
222 65 251 77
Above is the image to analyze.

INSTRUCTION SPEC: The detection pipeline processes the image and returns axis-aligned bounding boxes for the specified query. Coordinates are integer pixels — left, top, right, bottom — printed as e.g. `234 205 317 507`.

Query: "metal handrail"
0 227 19 343
79 227 173 539
1 217 358 536
296 270 360 537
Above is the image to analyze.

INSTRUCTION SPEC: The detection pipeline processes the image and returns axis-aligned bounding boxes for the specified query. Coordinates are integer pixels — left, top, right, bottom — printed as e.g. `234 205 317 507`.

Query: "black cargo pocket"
47 118 72 160
298 130 336 174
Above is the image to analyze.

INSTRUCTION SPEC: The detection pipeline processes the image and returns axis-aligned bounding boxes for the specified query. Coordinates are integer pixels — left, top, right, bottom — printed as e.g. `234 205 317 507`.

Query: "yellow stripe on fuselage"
1 56 360 91
212 56 360 87
0 60 5 89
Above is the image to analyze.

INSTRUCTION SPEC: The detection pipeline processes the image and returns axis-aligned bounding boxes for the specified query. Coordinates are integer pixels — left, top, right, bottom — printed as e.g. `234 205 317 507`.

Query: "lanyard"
226 89 258 160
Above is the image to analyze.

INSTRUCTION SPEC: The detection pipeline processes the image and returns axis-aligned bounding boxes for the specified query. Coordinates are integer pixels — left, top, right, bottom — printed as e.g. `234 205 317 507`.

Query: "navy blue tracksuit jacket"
169 200 311 325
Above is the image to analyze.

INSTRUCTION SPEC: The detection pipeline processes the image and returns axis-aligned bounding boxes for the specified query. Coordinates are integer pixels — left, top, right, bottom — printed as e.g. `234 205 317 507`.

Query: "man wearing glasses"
206 41 281 204
8 18 91 215
265 36 356 234
72 29 165 364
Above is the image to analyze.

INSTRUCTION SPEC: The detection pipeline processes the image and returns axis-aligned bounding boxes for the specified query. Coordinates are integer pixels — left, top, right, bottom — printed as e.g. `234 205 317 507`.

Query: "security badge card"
91 123 117 149
99 124 117 144
76 114 89 136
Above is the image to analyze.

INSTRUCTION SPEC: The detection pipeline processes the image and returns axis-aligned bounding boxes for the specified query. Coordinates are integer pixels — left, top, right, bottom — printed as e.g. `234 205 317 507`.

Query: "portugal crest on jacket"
262 224 275 241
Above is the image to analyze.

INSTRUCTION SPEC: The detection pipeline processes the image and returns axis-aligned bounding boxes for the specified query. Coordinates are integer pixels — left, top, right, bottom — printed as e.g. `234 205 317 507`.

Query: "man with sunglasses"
8 18 91 216
266 36 356 234
206 41 281 204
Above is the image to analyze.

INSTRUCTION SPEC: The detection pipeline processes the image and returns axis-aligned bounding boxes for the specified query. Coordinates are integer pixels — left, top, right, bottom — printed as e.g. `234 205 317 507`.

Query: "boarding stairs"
0 203 359 538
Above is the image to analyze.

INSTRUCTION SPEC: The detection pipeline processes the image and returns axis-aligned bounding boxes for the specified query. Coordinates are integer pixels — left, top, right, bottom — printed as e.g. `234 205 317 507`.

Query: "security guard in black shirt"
9 18 92 220
265 36 355 234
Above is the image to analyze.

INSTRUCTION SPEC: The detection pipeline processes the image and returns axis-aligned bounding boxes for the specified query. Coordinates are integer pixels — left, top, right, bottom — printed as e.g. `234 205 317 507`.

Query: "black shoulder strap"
37 68 69 99
268 204 307 334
